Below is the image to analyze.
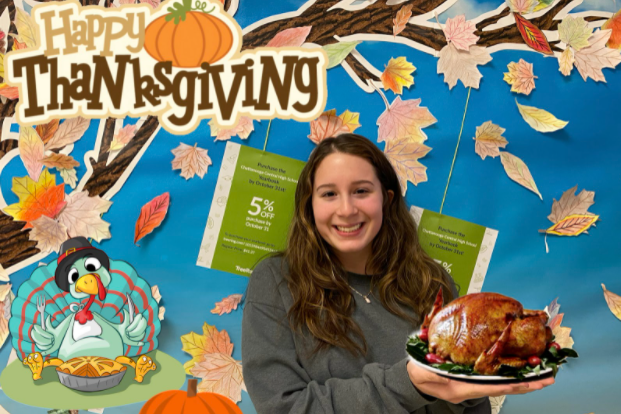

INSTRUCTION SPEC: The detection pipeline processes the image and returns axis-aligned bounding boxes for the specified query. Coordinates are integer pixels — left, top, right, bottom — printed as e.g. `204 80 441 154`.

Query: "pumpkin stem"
188 378 198 397
165 0 215 24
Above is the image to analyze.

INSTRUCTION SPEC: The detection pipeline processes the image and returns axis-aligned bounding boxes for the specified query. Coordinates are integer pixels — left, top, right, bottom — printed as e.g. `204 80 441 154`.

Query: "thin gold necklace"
348 284 373 304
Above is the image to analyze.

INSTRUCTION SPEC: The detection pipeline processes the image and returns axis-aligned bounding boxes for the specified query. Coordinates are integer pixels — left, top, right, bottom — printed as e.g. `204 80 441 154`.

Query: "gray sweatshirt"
242 256 491 414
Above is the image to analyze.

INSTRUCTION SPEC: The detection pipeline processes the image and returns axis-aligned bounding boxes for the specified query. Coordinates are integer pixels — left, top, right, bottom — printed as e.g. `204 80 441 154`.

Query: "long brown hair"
281 134 454 356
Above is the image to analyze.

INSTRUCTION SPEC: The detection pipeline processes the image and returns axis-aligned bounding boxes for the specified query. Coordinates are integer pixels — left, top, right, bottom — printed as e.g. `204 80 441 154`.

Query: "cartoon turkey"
10 237 161 382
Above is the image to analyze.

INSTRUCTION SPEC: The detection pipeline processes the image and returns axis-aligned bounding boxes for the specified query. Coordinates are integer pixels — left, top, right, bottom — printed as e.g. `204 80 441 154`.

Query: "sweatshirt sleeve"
242 258 457 414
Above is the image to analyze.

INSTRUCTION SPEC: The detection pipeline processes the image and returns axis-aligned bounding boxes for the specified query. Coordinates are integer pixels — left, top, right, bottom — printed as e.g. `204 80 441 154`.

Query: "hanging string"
263 119 272 152
439 87 472 215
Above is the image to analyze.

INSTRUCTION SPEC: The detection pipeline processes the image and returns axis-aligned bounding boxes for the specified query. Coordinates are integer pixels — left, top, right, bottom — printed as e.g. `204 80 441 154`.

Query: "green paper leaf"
323 41 361 69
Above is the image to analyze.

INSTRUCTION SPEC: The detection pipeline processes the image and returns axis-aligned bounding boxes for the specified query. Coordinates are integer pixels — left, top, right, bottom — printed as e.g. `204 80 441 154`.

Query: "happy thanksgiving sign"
5 0 328 134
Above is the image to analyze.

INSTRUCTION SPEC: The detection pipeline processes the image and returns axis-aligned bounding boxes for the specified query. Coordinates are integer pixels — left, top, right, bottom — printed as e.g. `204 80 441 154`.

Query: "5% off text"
248 197 275 219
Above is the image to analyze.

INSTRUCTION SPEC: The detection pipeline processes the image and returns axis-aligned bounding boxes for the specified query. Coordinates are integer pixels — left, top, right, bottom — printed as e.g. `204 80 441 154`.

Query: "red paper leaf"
134 193 170 245
513 13 553 55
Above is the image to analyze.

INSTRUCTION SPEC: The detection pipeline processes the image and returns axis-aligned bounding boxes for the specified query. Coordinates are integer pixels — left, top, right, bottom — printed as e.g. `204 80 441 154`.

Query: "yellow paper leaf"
19 125 44 182
503 59 537 95
192 353 246 403
499 151 542 200
602 284 621 321
338 110 361 133
393 4 413 37
14 8 38 49
381 56 415 94
516 100 568 133
543 213 599 236
553 325 574 349
558 16 592 51
384 139 431 195
558 47 575 76
181 322 234 375
109 124 137 151
473 121 508 160
171 142 212 180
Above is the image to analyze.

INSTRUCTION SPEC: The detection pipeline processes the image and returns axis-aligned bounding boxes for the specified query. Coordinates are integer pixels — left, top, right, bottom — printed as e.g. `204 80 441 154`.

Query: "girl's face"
311 153 392 272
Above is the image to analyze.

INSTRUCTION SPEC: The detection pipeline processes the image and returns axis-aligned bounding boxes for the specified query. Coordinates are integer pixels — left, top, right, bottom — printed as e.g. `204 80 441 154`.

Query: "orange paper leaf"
543 214 599 236
41 153 80 170
192 353 246 403
513 13 553 55
267 26 312 47
109 124 137 151
381 56 415 94
503 59 537 95
602 9 621 49
181 322 235 374
308 110 350 144
393 4 413 37
211 294 243 316
171 142 212 180
36 120 60 145
0 84 19 100
602 284 621 321
134 193 170 245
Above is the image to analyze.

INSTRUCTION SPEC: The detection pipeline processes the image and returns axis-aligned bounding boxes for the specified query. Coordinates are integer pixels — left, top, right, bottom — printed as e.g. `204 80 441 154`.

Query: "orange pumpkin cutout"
140 378 242 414
144 0 234 68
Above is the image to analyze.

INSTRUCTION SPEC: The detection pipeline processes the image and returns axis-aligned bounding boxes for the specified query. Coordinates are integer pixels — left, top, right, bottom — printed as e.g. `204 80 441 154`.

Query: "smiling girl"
242 134 553 413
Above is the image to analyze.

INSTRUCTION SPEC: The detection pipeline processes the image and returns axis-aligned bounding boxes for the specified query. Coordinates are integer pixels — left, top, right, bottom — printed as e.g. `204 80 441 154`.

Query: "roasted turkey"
421 290 552 375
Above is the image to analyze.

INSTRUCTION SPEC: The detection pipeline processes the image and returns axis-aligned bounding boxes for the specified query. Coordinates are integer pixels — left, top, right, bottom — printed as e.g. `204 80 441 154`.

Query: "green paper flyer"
410 206 498 296
197 142 306 276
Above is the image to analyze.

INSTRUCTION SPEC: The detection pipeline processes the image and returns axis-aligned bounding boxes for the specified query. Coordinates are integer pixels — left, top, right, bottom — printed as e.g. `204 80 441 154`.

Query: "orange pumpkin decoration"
144 0 234 68
140 378 242 414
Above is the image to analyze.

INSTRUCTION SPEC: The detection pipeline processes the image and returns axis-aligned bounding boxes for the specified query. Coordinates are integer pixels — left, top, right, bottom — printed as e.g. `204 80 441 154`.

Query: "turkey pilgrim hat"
54 237 111 303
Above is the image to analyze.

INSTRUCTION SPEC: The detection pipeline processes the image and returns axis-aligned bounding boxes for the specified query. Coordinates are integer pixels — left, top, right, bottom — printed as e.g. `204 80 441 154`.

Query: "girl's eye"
322 191 336 197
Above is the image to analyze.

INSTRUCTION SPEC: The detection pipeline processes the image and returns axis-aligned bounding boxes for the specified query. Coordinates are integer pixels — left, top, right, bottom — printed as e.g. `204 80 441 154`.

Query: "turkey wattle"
421 290 552 375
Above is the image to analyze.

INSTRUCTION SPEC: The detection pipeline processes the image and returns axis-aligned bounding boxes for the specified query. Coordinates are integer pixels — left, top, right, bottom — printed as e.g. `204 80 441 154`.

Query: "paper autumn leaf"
548 186 595 224
0 84 18 99
45 117 91 151
473 121 508 160
558 16 592 51
134 192 170 245
29 215 68 253
381 57 415 94
545 299 574 349
506 0 537 14
192 353 246 403
541 214 599 236
384 139 431 195
0 283 13 349
59 168 78 189
41 153 80 170
323 41 360 69
559 48 575 76
516 100 568 132
14 8 37 48
490 395 506 414
544 297 560 322
338 110 361 133
602 10 621 49
574 29 621 83
12 38 27 50
437 43 492 90
533 0 553 12
109 124 137 151
3 169 66 229
308 109 349 144
36 119 60 145
443 15 479 51
0 265 8 282
503 59 537 95
209 116 254 141
266 26 311 47
181 322 234 374
513 13 553 55
377 97 436 144
393 4 413 37
211 294 243 315
171 143 212 180
158 307 165 321
57 191 112 242
151 285 162 303
499 151 542 199
18 125 44 182
602 284 621 321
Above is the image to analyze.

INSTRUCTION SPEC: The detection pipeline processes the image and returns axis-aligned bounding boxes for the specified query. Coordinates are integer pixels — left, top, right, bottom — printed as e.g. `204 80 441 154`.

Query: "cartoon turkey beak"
75 273 107 301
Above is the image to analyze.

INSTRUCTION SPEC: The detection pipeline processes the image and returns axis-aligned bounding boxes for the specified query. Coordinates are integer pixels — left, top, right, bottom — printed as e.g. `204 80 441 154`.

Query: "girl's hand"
406 360 555 404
